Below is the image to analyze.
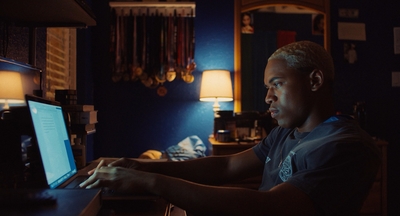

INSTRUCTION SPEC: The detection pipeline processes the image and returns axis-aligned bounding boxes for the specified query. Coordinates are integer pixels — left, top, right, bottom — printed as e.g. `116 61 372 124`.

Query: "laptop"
25 94 160 201
25 94 90 189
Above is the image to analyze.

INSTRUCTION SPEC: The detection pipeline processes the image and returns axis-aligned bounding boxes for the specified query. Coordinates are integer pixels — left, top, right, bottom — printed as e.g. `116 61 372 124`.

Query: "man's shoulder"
316 115 367 137
302 115 377 153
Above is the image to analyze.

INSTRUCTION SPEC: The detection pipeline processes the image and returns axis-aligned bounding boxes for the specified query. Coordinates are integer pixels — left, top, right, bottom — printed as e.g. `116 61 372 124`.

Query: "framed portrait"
312 13 324 35
241 12 254 34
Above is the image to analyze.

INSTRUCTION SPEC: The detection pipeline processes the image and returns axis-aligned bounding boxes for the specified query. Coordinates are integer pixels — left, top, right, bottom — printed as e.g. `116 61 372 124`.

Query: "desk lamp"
199 70 233 116
0 71 25 110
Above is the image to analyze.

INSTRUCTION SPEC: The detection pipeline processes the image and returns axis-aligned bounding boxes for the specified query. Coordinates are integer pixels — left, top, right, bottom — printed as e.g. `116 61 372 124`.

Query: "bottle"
72 137 86 169
254 120 262 139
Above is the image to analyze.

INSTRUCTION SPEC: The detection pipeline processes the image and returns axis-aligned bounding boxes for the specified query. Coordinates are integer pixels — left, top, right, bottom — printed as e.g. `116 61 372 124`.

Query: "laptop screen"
26 95 77 189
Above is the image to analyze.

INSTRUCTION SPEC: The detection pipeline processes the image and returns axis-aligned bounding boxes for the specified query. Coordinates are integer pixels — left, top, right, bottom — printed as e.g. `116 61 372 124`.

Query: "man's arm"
151 175 316 216
85 148 263 185
135 148 264 185
82 149 316 215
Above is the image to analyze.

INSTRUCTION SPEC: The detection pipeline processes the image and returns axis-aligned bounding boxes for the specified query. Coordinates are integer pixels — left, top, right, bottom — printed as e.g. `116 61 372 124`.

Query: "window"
45 28 76 100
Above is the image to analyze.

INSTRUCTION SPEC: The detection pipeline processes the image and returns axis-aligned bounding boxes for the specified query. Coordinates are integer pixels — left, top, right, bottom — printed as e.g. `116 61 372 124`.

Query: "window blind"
46 28 76 100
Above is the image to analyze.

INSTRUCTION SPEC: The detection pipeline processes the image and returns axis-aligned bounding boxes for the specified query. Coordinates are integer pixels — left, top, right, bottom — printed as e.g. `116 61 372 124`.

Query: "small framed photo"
241 12 254 34
312 14 324 35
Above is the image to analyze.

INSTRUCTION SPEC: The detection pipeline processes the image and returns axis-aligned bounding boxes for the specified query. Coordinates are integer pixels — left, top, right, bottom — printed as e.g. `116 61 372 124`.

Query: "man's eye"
265 82 283 90
273 82 282 88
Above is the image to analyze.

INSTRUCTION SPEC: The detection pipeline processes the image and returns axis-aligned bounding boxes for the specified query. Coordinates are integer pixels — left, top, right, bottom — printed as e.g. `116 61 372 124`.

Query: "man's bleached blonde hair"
268 41 334 82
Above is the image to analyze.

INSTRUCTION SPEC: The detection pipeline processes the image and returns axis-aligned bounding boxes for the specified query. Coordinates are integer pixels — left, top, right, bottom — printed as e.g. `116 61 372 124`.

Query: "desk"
0 188 186 216
0 189 102 216
98 199 186 216
209 137 257 155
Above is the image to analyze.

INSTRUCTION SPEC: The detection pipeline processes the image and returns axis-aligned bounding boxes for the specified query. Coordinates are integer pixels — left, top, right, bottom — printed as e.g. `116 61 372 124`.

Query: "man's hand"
80 165 152 194
87 157 142 175
109 157 142 169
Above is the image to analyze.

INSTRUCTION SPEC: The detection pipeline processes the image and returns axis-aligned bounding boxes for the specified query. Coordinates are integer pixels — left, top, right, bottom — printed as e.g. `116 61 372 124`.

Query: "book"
70 123 96 134
69 110 98 124
62 104 94 112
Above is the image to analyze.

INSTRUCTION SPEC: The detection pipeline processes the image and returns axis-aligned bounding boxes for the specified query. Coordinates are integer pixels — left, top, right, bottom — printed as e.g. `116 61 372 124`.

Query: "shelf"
0 57 42 74
109 2 195 8
109 1 196 16
0 0 96 27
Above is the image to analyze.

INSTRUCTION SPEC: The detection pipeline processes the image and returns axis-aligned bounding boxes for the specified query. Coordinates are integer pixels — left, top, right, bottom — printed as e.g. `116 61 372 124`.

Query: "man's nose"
265 89 276 104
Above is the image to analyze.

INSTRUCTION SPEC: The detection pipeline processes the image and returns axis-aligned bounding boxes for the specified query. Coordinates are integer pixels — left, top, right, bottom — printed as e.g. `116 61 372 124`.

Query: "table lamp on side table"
0 71 25 110
199 70 233 116
200 69 234 141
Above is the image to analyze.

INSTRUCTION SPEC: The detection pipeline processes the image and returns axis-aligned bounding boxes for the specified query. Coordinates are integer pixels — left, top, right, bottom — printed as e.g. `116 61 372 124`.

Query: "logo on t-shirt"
279 151 295 182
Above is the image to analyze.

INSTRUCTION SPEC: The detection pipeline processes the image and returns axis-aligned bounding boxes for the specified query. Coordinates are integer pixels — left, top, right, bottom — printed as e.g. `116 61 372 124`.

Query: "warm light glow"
0 71 25 109
200 70 233 101
200 70 233 113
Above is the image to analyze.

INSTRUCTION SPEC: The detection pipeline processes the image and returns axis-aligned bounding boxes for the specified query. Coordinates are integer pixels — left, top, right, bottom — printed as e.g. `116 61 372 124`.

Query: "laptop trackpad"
64 176 89 189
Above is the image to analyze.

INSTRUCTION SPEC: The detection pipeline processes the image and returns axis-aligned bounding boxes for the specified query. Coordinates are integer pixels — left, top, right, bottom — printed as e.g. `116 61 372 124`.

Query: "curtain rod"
110 2 196 16
109 2 195 9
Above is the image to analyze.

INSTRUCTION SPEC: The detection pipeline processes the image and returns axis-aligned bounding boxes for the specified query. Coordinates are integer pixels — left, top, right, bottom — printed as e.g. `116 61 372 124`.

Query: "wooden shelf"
0 57 41 73
109 2 195 8
109 1 196 17
0 0 96 27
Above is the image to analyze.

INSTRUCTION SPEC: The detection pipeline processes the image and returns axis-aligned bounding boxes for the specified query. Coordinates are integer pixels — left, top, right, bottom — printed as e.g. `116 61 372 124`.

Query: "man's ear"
310 69 324 91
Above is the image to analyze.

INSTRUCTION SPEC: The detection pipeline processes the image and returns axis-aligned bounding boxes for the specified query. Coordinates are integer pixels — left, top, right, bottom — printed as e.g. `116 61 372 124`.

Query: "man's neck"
297 111 336 133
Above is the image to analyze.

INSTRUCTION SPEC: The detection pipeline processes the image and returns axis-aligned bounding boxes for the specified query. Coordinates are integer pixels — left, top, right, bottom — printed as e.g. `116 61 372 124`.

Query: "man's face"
264 59 313 129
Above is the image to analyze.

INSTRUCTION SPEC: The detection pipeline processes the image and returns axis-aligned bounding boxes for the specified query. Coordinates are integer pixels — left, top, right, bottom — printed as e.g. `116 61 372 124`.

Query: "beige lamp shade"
0 71 25 109
199 70 233 102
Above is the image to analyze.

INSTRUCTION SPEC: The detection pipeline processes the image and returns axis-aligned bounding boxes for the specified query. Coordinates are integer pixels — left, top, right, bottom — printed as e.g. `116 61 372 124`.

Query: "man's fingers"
83 176 113 189
79 174 98 188
80 167 109 188
108 157 126 167
88 159 106 175
85 179 104 189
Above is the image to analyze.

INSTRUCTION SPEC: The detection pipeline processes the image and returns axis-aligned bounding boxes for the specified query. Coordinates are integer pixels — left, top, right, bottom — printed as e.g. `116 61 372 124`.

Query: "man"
80 41 381 215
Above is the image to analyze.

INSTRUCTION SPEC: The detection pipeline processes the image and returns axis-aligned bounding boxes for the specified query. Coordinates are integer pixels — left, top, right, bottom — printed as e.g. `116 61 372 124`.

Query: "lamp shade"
0 71 25 108
199 70 233 102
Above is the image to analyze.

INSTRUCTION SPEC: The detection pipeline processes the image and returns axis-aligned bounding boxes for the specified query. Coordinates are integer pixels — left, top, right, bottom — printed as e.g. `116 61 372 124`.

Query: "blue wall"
3 0 399 214
88 0 234 158
86 5 400 214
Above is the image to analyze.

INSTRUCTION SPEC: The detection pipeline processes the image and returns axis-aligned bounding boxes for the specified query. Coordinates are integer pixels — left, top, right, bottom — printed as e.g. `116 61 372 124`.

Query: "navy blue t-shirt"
253 115 381 215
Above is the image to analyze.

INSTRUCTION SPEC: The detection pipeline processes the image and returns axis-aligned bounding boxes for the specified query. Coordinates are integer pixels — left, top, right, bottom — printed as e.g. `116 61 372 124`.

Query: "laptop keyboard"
64 176 89 189
64 176 116 195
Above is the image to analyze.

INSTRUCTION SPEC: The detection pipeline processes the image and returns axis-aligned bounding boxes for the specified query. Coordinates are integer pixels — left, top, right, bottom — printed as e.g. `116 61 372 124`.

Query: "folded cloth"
165 135 206 161
138 150 163 159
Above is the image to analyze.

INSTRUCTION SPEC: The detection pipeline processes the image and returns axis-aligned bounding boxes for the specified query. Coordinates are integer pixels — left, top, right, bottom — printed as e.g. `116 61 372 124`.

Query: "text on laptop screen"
27 100 77 189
